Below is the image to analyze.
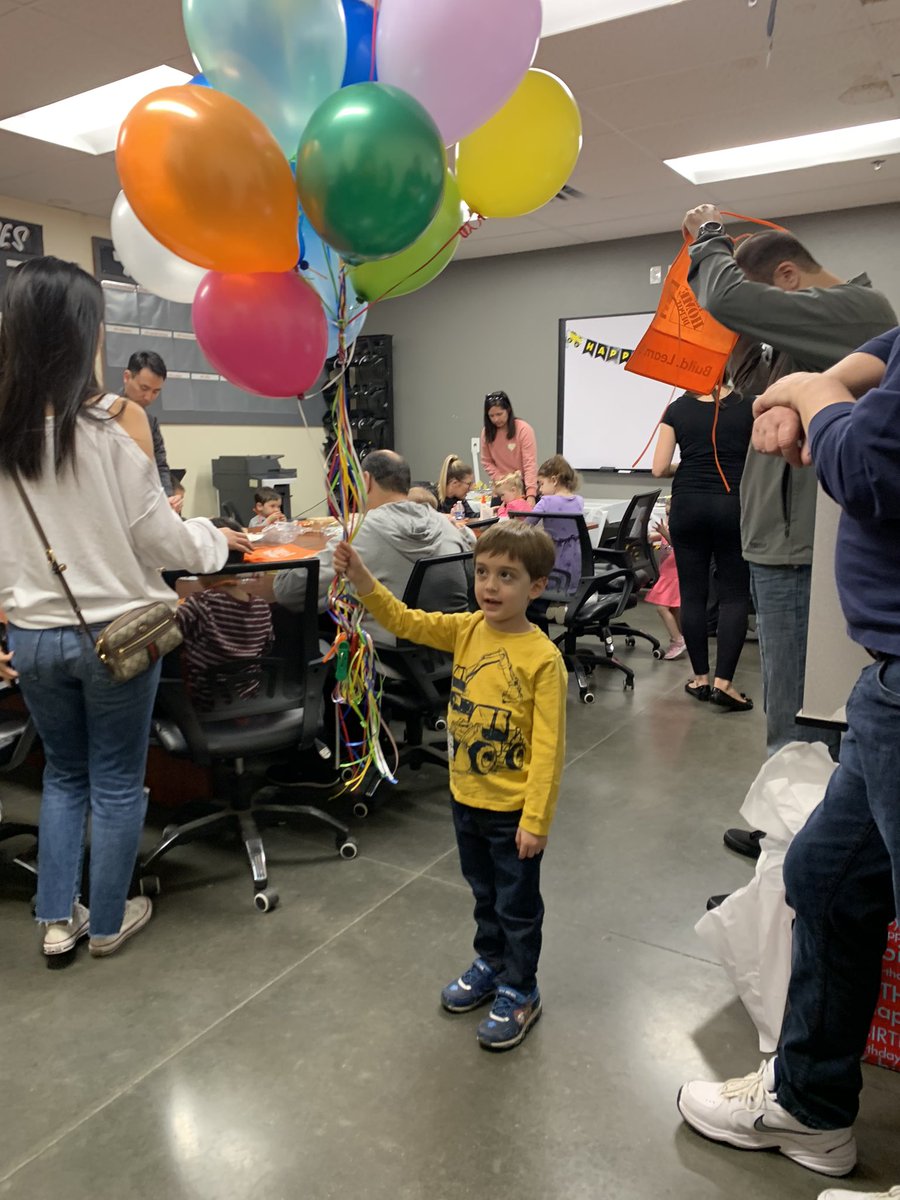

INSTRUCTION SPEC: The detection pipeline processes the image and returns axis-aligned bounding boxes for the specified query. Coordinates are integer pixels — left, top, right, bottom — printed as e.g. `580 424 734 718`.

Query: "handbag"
13 475 182 683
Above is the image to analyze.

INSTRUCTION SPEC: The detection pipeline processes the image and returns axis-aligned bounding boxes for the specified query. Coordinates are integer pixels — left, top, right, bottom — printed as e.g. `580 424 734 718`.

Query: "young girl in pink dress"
645 498 685 660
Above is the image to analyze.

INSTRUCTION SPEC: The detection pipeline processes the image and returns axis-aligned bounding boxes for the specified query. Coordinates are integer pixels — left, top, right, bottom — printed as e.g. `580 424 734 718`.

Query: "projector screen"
557 311 679 471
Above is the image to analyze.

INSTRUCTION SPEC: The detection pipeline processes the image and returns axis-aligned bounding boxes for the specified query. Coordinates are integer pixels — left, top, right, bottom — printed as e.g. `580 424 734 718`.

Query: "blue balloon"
298 215 367 358
341 0 377 87
189 72 211 87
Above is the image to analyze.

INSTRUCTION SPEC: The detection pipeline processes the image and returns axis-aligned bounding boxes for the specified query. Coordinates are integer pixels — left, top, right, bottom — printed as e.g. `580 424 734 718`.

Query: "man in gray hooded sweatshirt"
683 206 896 779
273 449 474 644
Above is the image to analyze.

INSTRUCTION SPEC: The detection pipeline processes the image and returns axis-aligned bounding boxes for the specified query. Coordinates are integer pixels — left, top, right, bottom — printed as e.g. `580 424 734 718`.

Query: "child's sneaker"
820 1189 900 1200
663 637 686 660
441 958 497 1013
677 1059 857 1177
476 985 541 1051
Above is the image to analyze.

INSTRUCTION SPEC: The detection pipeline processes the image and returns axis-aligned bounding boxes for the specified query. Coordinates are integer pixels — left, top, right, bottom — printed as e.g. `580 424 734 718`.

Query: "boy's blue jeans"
451 800 543 994
776 658 900 1130
7 624 161 938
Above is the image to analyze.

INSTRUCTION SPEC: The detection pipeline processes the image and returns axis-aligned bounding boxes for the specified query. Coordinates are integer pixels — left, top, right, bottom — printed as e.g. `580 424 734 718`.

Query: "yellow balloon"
456 69 582 219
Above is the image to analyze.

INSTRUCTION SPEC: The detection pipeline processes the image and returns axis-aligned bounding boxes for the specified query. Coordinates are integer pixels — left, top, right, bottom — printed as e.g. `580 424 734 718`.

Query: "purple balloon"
375 0 541 147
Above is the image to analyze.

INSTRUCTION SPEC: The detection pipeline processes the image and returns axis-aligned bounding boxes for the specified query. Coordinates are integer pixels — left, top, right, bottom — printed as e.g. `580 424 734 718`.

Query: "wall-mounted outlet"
649 265 662 285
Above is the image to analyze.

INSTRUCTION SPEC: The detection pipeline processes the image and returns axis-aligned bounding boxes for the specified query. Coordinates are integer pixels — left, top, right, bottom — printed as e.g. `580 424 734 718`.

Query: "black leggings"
668 491 750 681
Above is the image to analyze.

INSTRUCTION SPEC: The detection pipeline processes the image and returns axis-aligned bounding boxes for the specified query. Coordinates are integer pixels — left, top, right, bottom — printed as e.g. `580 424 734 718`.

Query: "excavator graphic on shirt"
448 650 527 776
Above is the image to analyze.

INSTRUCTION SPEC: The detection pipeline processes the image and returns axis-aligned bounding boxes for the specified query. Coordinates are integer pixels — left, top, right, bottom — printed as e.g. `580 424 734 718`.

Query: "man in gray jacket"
684 206 896 781
273 449 474 644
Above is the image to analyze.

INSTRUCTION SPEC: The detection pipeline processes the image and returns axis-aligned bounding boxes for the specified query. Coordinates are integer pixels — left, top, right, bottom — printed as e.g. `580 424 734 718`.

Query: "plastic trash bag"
695 741 837 1051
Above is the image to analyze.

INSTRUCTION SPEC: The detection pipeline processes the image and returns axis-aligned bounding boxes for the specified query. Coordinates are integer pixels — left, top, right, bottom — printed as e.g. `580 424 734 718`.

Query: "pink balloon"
376 0 541 147
193 272 329 398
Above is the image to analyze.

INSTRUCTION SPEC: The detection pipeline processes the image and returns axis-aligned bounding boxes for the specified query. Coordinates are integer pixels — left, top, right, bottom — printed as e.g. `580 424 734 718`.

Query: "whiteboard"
558 312 678 471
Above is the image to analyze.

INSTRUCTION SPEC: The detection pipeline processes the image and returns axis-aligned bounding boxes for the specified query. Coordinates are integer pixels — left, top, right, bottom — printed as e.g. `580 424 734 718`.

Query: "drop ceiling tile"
863 0 900 25
456 227 584 260
0 152 120 212
32 0 188 60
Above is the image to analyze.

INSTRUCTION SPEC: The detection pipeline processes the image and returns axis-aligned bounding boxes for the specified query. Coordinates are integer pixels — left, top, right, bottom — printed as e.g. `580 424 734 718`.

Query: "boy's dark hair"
538 454 580 492
254 486 281 506
734 231 821 283
474 521 555 581
211 516 245 564
483 390 516 445
126 350 168 380
362 449 411 495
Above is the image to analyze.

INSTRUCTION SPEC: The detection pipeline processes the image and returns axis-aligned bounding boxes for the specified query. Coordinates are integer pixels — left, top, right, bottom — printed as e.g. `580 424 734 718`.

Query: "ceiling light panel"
0 67 193 155
665 120 900 184
541 0 686 37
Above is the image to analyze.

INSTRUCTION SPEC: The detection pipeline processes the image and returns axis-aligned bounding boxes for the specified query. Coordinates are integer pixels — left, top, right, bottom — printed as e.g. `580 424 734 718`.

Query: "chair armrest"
564 570 634 626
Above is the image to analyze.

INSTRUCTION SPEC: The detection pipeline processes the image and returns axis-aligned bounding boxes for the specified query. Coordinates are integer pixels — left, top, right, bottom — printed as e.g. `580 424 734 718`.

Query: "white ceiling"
1 0 899 258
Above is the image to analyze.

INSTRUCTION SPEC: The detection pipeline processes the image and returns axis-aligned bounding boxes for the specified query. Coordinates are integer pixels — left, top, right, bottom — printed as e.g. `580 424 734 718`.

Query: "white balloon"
110 192 207 304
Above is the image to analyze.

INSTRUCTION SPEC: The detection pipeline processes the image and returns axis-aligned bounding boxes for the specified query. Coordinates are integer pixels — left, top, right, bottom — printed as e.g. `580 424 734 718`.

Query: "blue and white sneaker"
476 985 542 1051
441 958 497 1013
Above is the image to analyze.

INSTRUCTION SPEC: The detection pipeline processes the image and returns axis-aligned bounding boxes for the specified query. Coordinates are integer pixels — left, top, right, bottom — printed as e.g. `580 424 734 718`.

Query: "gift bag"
695 741 837 1051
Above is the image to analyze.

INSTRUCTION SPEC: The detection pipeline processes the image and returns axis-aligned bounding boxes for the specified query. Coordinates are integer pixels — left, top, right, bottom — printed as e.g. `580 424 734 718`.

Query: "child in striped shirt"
175 520 273 709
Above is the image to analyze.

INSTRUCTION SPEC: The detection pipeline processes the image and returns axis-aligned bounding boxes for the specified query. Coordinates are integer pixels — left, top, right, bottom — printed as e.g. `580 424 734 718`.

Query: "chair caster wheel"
580 690 595 705
338 838 359 860
433 717 447 732
139 875 160 897
352 801 369 819
162 824 178 841
624 678 635 691
652 648 663 660
254 888 279 912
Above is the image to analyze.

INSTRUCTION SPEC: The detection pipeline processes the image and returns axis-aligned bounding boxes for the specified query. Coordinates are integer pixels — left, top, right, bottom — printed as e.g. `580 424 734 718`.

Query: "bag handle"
12 473 97 646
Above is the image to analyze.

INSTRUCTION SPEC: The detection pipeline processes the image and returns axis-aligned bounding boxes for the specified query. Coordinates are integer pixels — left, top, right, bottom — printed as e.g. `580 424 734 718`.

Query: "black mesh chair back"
220 500 246 526
513 512 594 603
154 559 324 768
612 489 661 588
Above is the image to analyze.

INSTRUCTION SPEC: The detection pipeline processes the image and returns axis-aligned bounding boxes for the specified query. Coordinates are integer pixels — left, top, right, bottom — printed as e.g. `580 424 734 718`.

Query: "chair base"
139 784 356 911
609 622 661 655
556 629 635 698
354 737 448 819
0 823 40 889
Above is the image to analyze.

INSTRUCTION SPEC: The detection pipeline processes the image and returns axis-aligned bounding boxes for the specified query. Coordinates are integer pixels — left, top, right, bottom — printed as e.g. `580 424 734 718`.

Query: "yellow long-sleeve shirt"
359 580 567 836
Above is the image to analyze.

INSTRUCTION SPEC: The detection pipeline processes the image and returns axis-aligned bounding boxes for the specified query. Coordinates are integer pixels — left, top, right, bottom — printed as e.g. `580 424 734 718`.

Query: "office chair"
602 489 662 657
138 559 357 913
220 500 246 526
0 703 39 889
353 551 475 818
523 512 640 696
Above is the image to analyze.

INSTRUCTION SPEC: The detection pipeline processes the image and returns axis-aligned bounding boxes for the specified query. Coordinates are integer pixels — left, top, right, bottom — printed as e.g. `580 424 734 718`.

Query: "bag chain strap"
12 473 97 647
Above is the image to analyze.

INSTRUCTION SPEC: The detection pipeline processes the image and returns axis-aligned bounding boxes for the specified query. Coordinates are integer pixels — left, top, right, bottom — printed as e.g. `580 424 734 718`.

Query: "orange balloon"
116 86 298 273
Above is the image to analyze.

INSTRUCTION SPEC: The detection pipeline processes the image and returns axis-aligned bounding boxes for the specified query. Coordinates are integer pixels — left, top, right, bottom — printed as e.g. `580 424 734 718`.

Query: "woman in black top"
653 388 755 711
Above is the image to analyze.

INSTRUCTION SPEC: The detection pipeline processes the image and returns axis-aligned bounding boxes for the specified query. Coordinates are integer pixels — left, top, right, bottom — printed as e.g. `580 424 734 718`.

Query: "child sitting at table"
176 519 274 709
248 486 286 529
495 471 531 517
529 455 585 595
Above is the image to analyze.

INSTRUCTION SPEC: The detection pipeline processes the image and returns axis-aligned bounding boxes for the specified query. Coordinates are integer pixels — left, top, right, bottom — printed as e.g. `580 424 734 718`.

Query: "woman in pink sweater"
480 391 538 506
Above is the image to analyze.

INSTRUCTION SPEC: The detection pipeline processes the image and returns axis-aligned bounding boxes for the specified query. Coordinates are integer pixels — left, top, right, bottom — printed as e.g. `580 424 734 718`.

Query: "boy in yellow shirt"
333 522 567 1051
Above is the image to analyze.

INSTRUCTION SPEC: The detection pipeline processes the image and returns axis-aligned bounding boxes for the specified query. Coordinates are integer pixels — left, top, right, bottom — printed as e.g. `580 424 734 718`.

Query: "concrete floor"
2 625 900 1200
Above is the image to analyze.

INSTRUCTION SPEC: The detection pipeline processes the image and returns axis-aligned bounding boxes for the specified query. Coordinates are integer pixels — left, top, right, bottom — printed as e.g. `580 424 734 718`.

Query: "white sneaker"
820 1190 900 1200
42 901 90 958
89 896 153 958
677 1060 857 1177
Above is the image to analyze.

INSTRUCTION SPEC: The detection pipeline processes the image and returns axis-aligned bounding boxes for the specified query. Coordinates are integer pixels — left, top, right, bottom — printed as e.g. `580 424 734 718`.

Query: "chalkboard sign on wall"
0 215 44 298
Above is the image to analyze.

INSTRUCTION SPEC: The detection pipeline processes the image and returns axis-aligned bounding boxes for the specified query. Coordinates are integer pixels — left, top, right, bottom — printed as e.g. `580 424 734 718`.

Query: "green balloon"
296 83 447 262
349 171 467 302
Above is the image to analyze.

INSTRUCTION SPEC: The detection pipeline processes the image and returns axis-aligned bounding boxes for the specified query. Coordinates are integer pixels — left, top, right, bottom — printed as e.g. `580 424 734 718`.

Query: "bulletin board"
557 311 678 471
101 281 325 427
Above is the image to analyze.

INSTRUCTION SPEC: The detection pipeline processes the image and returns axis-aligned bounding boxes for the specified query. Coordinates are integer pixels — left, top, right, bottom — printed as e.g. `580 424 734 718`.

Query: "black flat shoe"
684 681 711 701
709 687 753 712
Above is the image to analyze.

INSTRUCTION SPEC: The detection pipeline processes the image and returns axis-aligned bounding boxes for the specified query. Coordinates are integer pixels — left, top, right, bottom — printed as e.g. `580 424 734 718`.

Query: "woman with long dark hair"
479 391 538 507
0 257 250 965
653 386 755 711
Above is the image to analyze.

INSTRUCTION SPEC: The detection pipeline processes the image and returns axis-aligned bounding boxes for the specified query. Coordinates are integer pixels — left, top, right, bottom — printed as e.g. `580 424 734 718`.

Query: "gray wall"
366 202 900 500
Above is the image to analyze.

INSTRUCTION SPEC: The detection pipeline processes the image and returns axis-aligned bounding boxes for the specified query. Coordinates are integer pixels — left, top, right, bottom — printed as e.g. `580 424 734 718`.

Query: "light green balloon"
183 0 347 157
349 171 467 302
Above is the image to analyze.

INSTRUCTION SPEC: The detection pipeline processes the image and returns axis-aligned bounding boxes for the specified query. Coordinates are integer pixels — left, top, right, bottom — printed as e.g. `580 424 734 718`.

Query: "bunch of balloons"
112 0 583 398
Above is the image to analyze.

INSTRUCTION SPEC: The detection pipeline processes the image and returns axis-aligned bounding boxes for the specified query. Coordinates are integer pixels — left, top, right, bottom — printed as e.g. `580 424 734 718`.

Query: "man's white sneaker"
42 901 90 966
89 896 153 958
677 1059 857 1177
820 1190 900 1200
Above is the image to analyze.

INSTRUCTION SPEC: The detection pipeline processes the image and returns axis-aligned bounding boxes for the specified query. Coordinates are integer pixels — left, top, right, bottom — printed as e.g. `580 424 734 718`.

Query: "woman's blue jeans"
776 658 900 1129
7 624 160 938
